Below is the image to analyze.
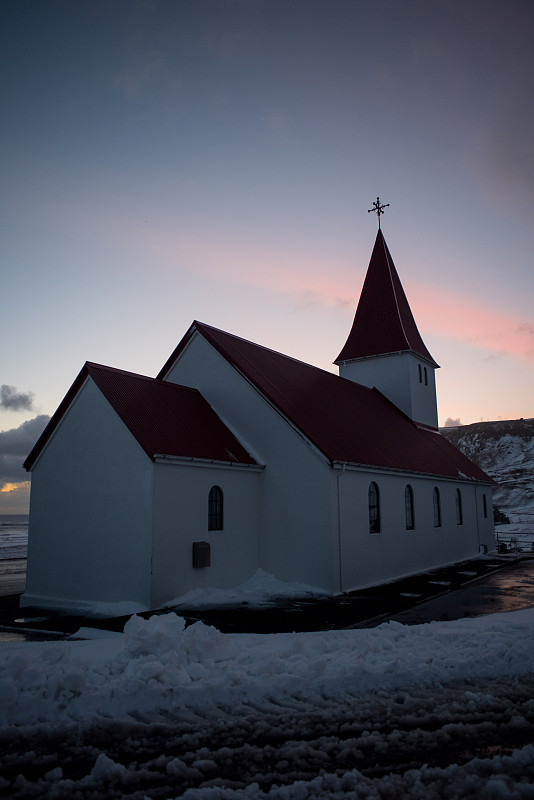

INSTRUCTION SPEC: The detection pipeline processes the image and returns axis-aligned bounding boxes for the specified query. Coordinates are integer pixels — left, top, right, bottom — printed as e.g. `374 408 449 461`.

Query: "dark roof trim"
157 321 198 380
331 460 493 485
154 454 264 470
24 362 93 471
336 348 438 369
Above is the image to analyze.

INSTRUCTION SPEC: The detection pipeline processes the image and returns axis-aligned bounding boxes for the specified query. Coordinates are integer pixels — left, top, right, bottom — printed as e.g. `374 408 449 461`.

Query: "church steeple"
335 229 438 367
336 228 440 428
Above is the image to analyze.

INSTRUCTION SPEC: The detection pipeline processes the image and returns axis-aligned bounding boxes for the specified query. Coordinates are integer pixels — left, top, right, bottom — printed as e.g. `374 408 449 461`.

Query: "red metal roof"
159 322 490 482
335 229 439 366
24 363 258 470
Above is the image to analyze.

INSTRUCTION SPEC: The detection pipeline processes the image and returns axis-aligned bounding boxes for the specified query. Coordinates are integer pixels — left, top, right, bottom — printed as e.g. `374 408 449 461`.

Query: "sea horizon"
0 514 29 560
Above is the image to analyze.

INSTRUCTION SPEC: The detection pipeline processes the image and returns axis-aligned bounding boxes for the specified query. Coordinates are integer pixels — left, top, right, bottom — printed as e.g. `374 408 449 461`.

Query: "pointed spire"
335 229 438 366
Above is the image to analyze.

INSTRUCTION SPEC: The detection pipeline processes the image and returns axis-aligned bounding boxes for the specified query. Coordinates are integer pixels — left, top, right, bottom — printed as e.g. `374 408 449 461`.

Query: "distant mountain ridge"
441 418 534 536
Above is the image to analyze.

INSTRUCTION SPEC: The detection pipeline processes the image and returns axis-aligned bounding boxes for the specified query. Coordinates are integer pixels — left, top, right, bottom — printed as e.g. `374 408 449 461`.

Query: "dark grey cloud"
1 384 35 411
0 415 50 487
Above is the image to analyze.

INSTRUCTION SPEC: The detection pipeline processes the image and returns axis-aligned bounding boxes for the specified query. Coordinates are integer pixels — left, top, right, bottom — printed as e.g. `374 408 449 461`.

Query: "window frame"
208 485 224 531
405 484 415 530
368 481 381 534
456 488 463 526
433 486 441 528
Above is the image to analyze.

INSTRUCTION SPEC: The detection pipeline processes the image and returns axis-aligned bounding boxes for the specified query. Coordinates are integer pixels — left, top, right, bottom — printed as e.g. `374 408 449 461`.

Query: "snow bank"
1 607 534 729
164 568 329 609
177 746 534 799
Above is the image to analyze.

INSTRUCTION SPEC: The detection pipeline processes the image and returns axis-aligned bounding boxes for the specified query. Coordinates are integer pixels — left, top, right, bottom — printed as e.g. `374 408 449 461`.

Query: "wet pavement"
177 556 534 632
388 556 534 626
1 555 533 640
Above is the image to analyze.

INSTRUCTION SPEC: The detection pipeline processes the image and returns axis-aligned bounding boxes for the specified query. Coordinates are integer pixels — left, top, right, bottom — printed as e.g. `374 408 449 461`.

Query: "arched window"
368 482 380 534
208 486 223 531
433 487 441 527
456 488 463 525
405 484 415 530
418 364 422 383
482 494 488 518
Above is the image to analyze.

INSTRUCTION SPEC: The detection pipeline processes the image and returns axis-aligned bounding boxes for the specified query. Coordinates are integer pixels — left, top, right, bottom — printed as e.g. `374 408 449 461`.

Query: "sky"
1 0 533 513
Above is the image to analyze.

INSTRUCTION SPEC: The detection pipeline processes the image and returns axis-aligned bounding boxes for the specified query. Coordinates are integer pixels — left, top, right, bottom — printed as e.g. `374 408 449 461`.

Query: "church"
22 221 495 612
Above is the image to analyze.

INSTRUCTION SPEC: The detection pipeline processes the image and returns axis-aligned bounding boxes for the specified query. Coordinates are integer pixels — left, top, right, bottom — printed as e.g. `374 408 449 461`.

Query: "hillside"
441 418 534 549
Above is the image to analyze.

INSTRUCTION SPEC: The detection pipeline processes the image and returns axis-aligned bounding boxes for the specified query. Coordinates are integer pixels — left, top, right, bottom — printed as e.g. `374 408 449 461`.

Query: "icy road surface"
1 609 533 798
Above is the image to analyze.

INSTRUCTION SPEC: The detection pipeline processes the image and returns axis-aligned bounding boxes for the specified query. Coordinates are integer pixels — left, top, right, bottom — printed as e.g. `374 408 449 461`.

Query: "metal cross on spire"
368 196 389 228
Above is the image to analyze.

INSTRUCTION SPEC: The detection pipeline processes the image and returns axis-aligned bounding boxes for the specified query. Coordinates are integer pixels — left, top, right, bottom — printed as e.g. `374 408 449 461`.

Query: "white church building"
22 228 494 612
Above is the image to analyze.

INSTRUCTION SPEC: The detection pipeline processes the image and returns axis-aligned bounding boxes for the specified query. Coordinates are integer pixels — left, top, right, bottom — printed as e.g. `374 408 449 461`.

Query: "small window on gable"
405 484 415 530
369 482 380 534
208 486 223 531
418 364 422 383
424 367 428 385
456 488 463 525
482 493 488 519
433 487 441 527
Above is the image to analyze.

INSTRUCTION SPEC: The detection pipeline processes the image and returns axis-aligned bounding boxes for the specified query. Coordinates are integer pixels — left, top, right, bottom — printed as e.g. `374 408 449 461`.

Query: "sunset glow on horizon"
1 0 533 512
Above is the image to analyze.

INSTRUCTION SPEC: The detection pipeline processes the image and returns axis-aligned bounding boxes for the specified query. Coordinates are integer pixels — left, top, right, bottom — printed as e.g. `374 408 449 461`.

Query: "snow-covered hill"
441 418 534 549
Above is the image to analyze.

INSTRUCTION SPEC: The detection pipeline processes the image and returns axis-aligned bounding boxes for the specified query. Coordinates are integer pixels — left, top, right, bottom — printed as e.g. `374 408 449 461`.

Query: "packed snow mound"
124 613 236 662
1 607 534 729
164 568 329 609
123 612 187 657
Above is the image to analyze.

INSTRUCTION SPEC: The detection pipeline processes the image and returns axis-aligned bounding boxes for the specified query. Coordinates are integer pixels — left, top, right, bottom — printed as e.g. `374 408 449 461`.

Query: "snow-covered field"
497 529 534 553
1 607 533 799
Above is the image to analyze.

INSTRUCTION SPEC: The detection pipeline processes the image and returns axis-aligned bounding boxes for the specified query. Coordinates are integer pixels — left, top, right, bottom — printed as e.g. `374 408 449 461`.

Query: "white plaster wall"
164 335 338 592
22 379 153 610
339 353 438 428
338 470 495 591
475 485 496 552
410 360 438 428
150 461 262 607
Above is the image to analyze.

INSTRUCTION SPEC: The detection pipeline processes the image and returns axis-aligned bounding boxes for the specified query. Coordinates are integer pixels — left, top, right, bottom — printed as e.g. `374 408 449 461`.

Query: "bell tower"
335 203 439 428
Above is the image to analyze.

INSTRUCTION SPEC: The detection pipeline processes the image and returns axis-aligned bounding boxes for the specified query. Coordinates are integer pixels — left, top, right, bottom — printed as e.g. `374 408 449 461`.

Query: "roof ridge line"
86 361 200 392
381 234 411 351
196 321 331 373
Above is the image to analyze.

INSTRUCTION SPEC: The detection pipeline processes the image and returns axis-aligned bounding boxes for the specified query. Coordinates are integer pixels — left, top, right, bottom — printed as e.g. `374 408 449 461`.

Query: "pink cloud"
75 209 534 365
157 229 534 364
408 285 534 365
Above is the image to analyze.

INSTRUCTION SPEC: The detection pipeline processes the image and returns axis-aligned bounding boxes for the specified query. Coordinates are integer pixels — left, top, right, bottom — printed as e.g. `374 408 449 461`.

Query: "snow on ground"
165 568 329 609
1 607 534 798
497 528 534 553
30 569 330 618
3 608 534 729
496 512 534 553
